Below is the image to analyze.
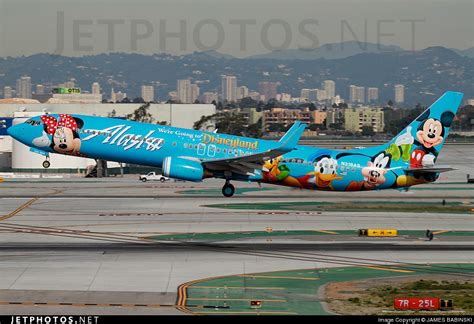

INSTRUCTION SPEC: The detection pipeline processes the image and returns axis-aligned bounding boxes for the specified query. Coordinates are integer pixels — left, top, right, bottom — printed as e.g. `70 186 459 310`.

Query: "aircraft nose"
7 123 26 141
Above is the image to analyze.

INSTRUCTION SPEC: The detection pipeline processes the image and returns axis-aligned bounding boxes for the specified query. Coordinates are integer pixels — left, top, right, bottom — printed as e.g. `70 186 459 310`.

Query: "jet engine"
162 156 204 182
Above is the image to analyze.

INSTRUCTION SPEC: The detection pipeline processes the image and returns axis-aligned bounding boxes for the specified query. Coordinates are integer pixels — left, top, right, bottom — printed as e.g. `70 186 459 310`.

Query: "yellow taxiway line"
363 266 415 273
191 286 285 290
313 230 339 234
0 198 38 222
239 275 320 280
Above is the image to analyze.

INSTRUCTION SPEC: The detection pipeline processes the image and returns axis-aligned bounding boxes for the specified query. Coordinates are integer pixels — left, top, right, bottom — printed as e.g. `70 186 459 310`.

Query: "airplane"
7 91 463 197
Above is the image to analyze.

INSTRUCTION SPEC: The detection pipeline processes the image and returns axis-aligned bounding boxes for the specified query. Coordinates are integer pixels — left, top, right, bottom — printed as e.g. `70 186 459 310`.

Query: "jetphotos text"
82 125 165 151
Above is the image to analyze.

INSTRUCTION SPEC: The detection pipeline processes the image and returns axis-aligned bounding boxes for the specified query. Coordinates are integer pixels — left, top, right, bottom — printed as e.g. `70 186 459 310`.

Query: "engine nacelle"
162 156 204 182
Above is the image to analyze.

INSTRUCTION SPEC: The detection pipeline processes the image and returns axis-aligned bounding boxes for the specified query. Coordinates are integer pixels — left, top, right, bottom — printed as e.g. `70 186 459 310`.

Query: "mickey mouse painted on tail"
411 110 455 168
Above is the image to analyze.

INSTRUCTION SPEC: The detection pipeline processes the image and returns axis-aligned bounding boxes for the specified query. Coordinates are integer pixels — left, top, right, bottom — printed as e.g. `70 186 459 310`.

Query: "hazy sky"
0 0 472 57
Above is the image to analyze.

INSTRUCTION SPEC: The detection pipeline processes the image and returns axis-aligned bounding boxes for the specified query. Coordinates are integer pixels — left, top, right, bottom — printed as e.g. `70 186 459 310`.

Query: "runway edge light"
250 300 263 309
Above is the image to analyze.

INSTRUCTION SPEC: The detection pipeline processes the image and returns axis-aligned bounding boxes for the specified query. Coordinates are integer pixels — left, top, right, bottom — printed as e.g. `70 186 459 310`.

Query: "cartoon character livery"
32 114 84 156
8 91 463 197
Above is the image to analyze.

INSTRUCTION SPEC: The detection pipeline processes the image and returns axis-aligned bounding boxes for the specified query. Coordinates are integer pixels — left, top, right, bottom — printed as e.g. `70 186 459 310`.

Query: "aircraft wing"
202 122 306 176
404 166 455 173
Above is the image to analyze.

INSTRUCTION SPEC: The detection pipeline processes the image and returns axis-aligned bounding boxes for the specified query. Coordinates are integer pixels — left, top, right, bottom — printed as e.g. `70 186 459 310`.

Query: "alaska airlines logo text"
83 125 165 151
203 134 258 150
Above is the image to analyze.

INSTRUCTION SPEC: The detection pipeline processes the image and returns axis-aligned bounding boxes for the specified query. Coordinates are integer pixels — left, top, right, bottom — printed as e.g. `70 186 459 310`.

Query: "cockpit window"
25 119 41 126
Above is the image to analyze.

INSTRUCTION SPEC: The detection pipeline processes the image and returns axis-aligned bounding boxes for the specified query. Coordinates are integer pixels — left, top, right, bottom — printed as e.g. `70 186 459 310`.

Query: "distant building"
394 84 405 104
258 82 278 101
200 92 218 104
316 89 327 101
32 86 52 103
301 88 319 102
248 91 261 101
3 86 12 99
221 75 237 102
141 85 155 102
237 86 249 100
168 91 178 102
349 85 357 103
262 107 311 131
16 76 32 99
60 79 76 89
239 108 263 126
356 87 365 103
349 85 365 104
323 80 336 99
35 84 45 95
177 79 192 103
92 82 101 95
367 87 379 102
325 109 337 128
300 89 311 101
51 93 103 104
110 88 126 103
190 84 200 103
466 99 474 106
277 93 292 102
312 110 327 124
330 95 343 106
344 107 384 133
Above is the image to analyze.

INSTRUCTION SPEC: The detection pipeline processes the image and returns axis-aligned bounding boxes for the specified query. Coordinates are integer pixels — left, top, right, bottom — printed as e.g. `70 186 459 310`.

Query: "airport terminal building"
0 103 216 172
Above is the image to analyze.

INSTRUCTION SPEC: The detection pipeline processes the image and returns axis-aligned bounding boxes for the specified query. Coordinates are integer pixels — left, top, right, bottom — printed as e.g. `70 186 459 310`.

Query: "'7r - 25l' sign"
394 297 440 310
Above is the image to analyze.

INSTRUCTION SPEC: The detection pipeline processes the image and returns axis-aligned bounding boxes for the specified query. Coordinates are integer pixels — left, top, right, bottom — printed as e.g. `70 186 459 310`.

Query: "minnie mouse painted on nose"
40 114 84 156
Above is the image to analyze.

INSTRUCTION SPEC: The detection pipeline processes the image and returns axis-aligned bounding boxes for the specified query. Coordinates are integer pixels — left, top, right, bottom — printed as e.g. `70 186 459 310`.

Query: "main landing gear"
222 180 235 197
42 156 50 169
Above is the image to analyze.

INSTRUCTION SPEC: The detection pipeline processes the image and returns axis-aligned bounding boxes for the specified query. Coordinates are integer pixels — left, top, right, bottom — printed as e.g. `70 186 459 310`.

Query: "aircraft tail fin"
364 91 463 167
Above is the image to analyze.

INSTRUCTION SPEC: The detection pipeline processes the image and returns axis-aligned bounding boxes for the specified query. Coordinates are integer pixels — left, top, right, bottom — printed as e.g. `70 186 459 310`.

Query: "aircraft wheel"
42 160 50 169
222 183 235 197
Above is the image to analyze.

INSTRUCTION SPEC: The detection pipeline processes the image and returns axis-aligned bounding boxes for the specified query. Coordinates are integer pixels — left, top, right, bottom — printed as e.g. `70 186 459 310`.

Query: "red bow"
41 114 78 135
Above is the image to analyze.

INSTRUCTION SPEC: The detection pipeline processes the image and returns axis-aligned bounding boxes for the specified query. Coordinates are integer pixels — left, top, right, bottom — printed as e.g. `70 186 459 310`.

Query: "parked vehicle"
139 172 169 182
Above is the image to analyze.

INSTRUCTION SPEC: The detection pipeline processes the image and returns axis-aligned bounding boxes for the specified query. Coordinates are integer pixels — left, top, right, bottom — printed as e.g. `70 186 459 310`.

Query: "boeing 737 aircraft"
8 91 463 197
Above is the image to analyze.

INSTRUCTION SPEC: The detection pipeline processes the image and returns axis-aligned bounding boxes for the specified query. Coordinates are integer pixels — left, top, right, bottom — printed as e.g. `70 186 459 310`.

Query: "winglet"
278 122 306 152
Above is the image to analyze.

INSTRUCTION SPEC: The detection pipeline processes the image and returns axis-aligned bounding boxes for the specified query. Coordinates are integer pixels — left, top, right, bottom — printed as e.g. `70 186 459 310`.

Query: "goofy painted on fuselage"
8 91 463 197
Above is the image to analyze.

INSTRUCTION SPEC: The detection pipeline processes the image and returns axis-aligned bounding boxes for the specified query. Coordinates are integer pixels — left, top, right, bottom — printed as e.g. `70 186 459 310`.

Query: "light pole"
169 99 172 126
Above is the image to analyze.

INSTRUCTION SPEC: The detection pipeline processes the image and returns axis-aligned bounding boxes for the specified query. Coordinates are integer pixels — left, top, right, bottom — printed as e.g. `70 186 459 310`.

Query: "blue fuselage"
8 114 439 192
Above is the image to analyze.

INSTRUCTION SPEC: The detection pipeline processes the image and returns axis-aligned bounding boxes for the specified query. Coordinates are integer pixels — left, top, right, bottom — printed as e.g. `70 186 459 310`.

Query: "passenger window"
208 144 216 157
197 143 206 156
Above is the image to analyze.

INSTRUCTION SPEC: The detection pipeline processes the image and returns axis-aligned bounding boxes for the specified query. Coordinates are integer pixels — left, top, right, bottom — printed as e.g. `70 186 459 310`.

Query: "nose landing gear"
222 180 235 197
42 156 50 169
